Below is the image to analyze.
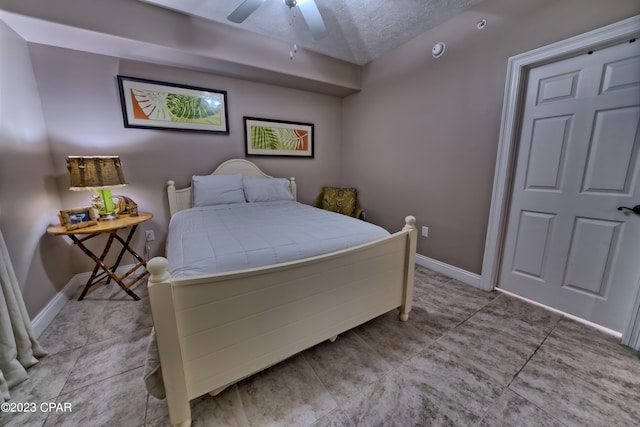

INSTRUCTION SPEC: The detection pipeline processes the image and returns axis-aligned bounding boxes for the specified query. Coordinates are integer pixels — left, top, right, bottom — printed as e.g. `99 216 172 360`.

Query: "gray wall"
0 21 72 316
341 0 640 273
29 45 344 274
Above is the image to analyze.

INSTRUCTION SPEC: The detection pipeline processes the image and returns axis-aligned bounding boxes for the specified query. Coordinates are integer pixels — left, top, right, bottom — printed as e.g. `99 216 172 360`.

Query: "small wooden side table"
47 212 153 300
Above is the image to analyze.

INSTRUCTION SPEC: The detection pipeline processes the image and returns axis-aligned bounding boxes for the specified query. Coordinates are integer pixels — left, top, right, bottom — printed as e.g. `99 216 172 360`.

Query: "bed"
146 159 417 427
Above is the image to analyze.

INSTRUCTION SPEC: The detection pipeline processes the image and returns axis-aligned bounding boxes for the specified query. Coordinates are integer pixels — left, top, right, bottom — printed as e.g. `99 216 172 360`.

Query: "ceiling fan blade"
297 0 328 40
227 0 267 23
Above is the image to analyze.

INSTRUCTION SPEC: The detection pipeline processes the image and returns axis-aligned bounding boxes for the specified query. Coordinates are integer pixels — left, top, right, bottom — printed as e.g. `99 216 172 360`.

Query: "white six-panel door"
498 40 640 332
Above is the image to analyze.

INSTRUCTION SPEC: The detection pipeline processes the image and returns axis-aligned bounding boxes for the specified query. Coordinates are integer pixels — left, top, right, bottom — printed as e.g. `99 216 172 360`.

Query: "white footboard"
147 216 417 427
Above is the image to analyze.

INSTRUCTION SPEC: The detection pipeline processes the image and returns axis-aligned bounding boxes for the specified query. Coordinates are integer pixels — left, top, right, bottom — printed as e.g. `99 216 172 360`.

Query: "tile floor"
2 266 639 426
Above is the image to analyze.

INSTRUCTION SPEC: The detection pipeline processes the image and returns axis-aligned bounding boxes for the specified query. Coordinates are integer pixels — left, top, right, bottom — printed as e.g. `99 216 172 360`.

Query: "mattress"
166 201 390 277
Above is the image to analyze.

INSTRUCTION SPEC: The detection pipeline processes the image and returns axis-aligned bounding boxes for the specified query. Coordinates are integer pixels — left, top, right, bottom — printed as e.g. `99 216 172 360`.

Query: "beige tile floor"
2 266 639 426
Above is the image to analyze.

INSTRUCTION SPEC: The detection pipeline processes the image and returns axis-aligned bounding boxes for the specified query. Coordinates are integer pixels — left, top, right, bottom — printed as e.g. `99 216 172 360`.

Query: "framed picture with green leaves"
244 117 314 157
117 76 229 134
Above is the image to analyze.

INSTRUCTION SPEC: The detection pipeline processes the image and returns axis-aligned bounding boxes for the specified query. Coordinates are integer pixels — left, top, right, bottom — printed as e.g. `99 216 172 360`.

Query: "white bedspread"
145 201 390 399
166 201 390 278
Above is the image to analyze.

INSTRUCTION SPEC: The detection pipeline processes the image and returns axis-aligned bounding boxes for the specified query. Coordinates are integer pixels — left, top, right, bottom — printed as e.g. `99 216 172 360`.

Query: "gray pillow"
243 177 294 202
192 174 246 207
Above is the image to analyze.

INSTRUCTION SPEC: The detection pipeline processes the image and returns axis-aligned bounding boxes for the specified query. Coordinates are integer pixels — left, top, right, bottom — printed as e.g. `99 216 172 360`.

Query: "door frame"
480 15 640 346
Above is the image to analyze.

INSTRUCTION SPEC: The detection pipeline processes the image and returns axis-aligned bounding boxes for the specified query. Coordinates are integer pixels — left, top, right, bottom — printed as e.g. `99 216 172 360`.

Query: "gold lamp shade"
67 156 127 189
67 156 127 220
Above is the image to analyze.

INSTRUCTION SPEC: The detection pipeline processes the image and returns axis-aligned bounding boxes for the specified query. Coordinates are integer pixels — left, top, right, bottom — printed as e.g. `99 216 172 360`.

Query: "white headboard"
167 159 297 216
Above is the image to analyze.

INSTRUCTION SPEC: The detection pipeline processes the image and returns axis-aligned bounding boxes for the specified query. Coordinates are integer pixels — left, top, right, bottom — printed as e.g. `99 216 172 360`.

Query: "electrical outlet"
421 226 429 237
145 230 155 241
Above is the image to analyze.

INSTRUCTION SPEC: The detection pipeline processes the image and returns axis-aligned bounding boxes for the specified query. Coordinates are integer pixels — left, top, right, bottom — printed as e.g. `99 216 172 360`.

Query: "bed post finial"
148 257 170 284
167 181 178 217
289 177 297 200
403 216 416 230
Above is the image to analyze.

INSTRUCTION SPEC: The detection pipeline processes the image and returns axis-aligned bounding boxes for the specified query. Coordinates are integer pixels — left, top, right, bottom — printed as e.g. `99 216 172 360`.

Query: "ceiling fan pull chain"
289 5 297 60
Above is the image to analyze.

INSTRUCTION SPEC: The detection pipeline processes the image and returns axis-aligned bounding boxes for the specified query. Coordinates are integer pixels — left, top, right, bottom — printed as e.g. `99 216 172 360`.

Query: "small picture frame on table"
60 207 97 231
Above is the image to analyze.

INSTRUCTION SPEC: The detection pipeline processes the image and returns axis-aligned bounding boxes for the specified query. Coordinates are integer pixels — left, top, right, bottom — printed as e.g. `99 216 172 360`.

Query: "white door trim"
622 276 640 348
480 15 640 345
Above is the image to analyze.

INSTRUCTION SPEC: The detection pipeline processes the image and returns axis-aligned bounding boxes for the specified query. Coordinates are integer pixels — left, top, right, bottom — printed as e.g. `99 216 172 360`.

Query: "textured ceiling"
138 0 485 65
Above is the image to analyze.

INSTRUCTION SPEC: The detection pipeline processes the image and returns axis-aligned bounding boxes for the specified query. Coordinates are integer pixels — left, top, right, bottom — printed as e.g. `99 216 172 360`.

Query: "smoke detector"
432 42 446 58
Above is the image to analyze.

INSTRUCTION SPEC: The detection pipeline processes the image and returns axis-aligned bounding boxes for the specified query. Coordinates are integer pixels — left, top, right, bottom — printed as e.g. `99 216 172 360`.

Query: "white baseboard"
497 287 622 338
415 254 482 289
31 276 80 338
30 264 140 338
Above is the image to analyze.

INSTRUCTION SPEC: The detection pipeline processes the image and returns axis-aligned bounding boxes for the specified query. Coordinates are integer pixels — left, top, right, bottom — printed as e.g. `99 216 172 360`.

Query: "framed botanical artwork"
60 207 98 231
117 75 229 134
244 117 314 157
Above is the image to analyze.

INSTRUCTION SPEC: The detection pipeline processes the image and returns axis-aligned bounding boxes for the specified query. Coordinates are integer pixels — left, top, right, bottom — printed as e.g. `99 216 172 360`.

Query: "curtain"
0 228 47 402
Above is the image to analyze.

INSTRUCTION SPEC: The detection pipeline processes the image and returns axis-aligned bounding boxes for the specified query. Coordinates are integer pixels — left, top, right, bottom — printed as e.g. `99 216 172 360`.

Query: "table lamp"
67 156 127 220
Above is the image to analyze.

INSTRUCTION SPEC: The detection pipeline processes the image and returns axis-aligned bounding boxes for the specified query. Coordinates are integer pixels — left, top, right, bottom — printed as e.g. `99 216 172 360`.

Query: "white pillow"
243 177 294 203
192 174 246 207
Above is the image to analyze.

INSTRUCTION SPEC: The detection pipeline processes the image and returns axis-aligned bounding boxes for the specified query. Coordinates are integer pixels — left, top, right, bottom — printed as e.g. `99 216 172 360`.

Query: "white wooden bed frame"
147 159 417 427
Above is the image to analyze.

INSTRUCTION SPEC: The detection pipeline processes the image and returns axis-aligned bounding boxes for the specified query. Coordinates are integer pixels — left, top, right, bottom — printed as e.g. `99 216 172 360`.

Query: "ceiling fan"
228 0 329 41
